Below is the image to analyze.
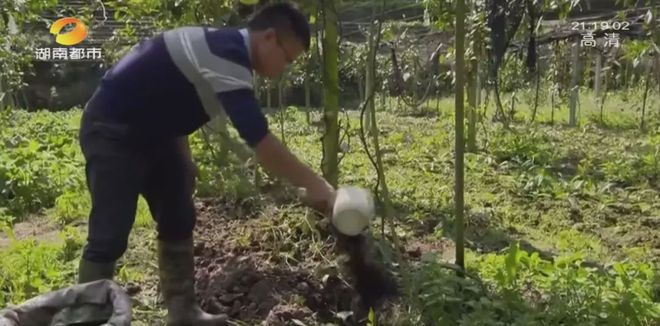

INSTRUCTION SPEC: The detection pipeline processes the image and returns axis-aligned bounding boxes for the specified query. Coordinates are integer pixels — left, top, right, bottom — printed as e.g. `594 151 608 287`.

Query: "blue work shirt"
85 27 268 147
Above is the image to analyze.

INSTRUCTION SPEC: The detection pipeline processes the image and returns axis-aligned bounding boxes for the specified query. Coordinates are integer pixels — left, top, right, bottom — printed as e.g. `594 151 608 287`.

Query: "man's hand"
186 159 199 189
177 136 197 189
300 178 336 214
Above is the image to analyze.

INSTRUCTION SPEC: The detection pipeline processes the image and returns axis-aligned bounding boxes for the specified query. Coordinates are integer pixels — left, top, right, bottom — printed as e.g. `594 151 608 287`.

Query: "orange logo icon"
50 17 87 46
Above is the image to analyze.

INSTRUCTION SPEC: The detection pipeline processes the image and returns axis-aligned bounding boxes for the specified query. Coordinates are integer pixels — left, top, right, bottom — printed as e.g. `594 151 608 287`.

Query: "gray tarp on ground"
0 280 131 326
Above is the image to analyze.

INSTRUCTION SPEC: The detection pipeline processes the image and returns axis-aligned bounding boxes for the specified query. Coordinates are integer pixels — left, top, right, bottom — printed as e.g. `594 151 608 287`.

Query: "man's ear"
263 28 277 40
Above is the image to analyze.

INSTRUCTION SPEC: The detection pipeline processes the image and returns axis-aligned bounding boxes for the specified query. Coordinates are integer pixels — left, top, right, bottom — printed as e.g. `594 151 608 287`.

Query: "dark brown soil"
191 197 397 325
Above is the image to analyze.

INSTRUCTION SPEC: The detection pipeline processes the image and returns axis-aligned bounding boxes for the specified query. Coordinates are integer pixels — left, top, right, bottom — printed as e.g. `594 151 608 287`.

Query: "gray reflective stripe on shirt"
239 28 251 59
163 27 253 119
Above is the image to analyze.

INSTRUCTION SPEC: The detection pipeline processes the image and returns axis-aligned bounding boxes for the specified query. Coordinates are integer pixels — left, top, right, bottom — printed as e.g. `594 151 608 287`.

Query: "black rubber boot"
78 259 116 284
158 238 228 326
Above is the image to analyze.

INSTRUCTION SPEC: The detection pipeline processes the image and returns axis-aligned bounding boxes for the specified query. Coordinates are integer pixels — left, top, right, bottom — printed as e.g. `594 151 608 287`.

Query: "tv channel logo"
50 17 88 46
36 17 102 61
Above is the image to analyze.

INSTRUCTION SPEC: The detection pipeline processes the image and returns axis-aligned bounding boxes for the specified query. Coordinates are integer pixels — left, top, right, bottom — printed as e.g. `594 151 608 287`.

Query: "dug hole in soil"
190 197 399 326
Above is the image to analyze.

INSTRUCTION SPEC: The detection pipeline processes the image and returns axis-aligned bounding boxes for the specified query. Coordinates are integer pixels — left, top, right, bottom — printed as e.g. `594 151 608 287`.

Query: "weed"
411 243 660 325
0 110 83 219
0 228 83 306
51 189 153 228
0 91 658 324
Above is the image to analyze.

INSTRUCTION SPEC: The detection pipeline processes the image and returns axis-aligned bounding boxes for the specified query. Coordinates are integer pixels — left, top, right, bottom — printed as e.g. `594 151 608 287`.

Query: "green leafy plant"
412 243 660 325
0 228 83 306
0 110 83 219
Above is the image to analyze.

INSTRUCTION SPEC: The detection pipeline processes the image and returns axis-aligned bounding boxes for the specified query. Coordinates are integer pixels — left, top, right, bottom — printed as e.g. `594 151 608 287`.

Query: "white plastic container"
332 186 374 236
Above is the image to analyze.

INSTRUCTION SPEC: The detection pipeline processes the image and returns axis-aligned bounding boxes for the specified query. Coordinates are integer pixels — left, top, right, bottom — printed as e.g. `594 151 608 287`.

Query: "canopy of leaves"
0 0 58 96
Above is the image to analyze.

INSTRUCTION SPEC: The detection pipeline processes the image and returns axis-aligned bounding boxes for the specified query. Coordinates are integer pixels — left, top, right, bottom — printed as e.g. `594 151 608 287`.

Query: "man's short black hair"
247 2 311 51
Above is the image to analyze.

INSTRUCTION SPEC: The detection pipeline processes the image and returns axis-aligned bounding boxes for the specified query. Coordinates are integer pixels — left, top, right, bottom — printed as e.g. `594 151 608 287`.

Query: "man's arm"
214 89 314 187
254 132 328 190
216 89 335 211
177 136 198 182
254 132 334 211
177 136 192 162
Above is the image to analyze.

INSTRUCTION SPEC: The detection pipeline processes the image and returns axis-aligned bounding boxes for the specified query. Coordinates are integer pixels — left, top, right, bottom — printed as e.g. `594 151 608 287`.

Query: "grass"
0 88 658 324
51 191 154 228
0 225 82 306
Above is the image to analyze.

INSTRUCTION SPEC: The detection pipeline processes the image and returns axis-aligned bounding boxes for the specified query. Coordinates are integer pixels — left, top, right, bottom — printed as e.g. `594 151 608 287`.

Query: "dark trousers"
79 109 197 263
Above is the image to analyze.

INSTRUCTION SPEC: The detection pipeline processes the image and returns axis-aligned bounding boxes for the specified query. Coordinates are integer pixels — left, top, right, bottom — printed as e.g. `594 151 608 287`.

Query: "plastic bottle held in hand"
332 186 375 236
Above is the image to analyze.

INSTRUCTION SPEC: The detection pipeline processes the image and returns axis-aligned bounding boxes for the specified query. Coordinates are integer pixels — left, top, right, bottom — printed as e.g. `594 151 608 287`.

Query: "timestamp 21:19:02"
571 21 630 31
